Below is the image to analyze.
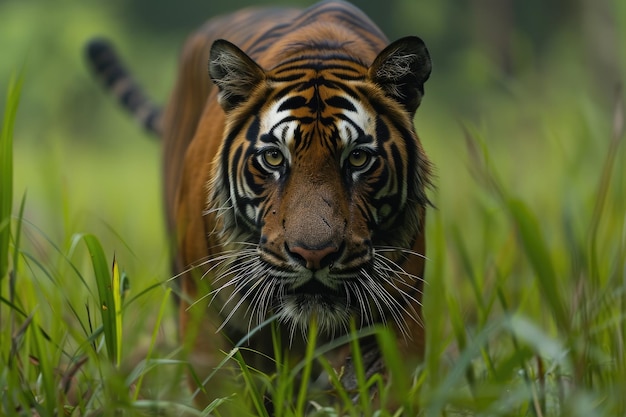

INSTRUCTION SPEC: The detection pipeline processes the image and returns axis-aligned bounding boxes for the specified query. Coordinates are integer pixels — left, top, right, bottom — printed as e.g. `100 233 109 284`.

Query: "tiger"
86 0 432 412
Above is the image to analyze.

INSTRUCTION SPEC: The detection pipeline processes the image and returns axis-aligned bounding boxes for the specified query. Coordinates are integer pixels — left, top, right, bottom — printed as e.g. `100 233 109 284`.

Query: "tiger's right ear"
209 39 266 112
369 36 431 115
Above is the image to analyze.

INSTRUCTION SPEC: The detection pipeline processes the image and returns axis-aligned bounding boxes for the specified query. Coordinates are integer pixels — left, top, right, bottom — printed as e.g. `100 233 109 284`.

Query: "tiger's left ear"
209 39 266 112
369 36 431 115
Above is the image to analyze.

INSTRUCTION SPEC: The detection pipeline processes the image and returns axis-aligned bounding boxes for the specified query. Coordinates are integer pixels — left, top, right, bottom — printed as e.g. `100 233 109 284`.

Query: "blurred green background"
2 0 625 354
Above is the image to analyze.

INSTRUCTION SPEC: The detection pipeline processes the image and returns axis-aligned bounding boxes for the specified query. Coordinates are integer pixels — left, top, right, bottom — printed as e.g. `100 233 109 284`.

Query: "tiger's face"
207 36 431 339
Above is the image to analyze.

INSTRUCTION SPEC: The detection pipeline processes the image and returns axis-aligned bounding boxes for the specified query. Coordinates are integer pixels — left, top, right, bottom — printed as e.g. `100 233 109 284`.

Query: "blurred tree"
470 0 581 76
470 0 620 84
580 0 621 98
118 0 307 38
117 0 404 41
471 0 514 75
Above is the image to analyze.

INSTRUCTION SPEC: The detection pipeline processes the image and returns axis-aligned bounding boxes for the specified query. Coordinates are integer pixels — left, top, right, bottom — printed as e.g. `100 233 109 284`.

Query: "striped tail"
85 39 163 137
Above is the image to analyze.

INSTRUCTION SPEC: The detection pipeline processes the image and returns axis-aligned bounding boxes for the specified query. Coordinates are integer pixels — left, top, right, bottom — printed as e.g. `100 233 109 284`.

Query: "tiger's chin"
275 293 354 339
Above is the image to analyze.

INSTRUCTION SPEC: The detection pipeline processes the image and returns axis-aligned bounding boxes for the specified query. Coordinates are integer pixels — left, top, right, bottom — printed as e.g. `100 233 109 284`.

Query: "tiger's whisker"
374 246 430 261
216 274 266 332
169 246 258 282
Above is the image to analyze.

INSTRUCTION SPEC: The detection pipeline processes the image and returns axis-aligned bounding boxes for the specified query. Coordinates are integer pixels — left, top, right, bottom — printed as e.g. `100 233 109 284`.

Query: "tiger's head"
205 36 432 340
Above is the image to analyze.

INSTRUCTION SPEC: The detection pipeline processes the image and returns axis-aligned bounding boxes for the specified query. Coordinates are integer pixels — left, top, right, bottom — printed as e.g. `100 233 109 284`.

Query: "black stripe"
389 143 404 198
269 83 305 103
278 96 307 112
353 199 375 228
268 115 315 132
376 116 390 142
268 73 308 83
248 23 293 56
120 89 141 110
102 67 126 87
330 72 366 81
325 95 356 112
260 133 276 144
367 159 388 193
246 116 261 142
297 4 387 44
272 53 365 72
342 247 371 265
145 110 161 132
273 62 366 76
333 112 359 126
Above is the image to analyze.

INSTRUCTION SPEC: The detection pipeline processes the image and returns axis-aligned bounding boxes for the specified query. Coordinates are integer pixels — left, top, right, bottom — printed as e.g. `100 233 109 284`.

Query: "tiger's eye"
263 148 284 167
348 149 370 168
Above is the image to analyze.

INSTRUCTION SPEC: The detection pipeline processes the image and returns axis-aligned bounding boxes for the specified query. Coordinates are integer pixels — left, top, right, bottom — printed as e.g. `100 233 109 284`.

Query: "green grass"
2 55 626 417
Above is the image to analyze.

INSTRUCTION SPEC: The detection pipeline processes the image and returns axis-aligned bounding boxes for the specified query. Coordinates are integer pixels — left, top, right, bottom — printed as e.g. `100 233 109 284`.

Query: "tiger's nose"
287 243 340 271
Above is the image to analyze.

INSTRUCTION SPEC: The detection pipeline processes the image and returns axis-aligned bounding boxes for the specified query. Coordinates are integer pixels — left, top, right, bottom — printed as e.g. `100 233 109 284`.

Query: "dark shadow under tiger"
86 0 432 413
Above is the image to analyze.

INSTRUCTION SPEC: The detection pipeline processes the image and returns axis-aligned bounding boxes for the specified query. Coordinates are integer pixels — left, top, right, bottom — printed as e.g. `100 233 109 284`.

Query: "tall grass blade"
29 311 58 416
80 233 117 364
587 86 625 285
10 192 27 303
375 328 406 398
234 349 269 417
507 199 569 333
425 320 501 416
295 317 317 416
347 322 371 415
451 226 486 323
424 212 447 389
112 255 123 367
0 71 23 280
446 291 476 394
132 287 171 401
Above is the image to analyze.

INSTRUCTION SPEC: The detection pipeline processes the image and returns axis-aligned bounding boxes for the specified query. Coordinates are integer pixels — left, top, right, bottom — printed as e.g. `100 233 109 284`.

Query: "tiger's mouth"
289 278 341 296
277 285 354 338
